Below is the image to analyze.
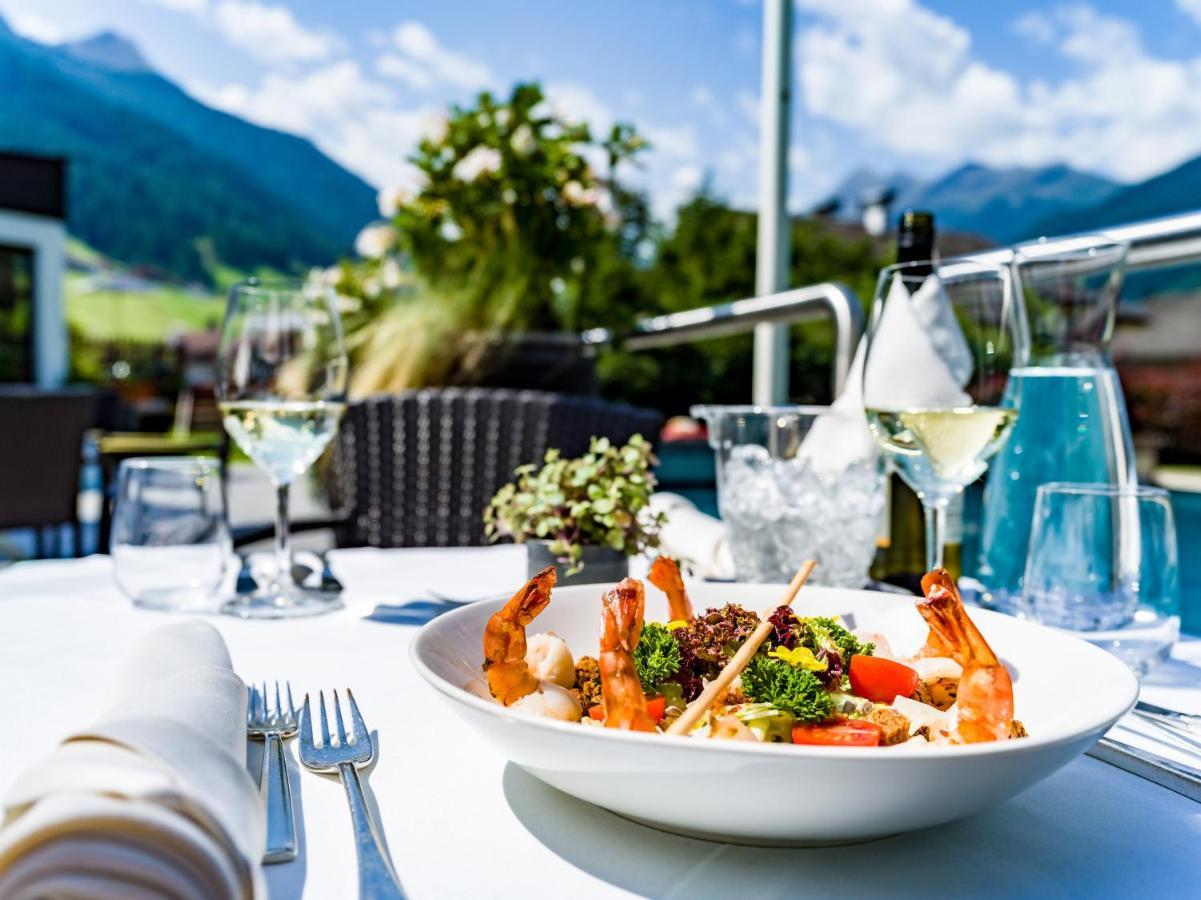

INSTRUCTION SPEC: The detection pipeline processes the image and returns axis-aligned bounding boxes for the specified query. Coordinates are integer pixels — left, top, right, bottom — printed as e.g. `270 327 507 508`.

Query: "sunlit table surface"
2 547 1200 899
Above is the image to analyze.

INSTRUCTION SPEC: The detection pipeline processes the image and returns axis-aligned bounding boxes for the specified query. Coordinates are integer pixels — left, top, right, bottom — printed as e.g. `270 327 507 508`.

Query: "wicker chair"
0 387 97 557
326 388 663 548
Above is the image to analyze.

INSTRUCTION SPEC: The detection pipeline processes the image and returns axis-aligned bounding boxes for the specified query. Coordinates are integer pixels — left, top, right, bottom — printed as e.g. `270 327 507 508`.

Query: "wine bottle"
869 210 964 587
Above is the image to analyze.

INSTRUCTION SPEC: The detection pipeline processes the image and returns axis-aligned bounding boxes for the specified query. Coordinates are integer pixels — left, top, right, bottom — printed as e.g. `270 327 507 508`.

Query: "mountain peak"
62 31 152 73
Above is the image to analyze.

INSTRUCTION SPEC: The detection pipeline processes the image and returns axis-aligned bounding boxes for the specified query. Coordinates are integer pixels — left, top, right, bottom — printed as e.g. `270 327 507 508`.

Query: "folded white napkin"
0 622 264 900
799 272 971 472
649 492 736 580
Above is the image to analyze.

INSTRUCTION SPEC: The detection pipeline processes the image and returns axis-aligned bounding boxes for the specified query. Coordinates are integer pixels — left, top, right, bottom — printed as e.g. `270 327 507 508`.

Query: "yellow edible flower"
769 645 826 671
666 620 688 631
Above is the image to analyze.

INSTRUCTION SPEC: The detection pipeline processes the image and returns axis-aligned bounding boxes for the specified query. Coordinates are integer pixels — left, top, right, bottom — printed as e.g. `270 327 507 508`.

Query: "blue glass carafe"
972 238 1135 612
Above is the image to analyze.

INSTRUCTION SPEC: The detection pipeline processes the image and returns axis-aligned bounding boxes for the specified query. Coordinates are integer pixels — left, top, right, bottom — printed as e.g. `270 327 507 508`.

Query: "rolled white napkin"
650 492 736 580
0 622 265 900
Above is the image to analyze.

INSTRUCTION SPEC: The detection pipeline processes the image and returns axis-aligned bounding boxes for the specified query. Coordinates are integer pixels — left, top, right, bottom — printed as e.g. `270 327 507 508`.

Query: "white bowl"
411 581 1137 845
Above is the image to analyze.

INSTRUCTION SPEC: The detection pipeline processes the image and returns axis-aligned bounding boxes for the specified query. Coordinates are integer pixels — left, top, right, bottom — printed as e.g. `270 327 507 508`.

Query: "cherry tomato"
849 655 919 704
791 720 883 746
588 705 605 721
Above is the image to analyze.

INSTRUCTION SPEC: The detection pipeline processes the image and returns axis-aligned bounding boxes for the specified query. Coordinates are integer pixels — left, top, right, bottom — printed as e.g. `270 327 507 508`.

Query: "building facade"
0 152 67 386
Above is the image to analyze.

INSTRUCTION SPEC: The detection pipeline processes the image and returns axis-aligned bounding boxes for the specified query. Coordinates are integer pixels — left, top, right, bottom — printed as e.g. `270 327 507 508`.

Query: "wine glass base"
220 587 344 619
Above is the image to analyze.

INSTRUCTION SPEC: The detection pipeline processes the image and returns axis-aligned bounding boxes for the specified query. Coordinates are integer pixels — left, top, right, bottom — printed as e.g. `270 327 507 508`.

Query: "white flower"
421 113 449 145
510 124 536 157
452 145 502 181
380 258 403 289
440 219 463 242
307 265 339 289
354 223 394 260
362 275 382 299
502 188 518 204
335 294 362 315
594 186 614 216
495 108 510 127
562 180 599 207
376 185 409 218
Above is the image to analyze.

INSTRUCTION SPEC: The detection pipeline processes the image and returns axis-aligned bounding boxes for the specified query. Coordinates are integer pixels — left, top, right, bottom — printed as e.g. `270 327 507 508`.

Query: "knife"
1087 736 1201 803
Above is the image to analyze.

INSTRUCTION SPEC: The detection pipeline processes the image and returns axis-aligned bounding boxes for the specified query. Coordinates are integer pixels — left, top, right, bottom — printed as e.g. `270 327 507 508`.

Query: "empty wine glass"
862 259 1023 572
216 279 348 618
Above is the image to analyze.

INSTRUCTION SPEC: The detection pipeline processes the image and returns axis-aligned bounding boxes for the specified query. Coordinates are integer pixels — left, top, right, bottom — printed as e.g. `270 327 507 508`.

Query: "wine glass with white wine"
216 279 348 618
863 258 1022 574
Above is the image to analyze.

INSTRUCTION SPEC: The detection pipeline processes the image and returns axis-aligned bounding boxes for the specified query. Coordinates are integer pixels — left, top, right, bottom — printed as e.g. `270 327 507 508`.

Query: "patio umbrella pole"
752 0 793 406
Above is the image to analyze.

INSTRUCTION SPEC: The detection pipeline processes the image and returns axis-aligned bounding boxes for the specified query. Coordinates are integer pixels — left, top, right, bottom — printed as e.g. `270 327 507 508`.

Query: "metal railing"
596 209 1201 397
583 282 863 397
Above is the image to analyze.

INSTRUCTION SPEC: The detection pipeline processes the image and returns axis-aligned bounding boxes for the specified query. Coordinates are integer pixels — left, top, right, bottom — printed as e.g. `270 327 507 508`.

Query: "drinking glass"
862 259 1022 572
1022 483 1179 675
690 405 884 587
111 457 231 611
216 279 348 618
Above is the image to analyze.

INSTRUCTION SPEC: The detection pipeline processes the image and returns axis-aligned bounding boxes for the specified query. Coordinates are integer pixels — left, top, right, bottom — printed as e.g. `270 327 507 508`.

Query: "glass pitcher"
972 237 1135 612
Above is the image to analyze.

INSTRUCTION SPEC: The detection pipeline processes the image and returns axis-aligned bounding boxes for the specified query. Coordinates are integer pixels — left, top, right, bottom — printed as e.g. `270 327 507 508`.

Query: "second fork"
247 681 299 864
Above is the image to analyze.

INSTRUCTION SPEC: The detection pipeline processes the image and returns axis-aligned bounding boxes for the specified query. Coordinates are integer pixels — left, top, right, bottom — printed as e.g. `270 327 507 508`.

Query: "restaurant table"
2 548 1201 899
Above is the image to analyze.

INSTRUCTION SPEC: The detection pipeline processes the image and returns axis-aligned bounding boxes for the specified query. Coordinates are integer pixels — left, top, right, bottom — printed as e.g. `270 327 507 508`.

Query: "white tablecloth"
2 548 1200 899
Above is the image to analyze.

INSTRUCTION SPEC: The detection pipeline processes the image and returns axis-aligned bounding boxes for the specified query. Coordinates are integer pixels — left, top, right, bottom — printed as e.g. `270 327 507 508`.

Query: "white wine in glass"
862 260 1022 573
216 280 349 618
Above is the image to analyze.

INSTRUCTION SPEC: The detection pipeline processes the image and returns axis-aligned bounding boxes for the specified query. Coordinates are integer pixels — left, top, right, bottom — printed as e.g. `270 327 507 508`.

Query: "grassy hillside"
66 273 225 341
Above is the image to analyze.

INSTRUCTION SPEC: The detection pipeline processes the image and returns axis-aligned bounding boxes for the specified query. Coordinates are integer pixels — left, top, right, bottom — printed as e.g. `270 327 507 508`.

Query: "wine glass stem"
923 498 947 572
272 482 292 592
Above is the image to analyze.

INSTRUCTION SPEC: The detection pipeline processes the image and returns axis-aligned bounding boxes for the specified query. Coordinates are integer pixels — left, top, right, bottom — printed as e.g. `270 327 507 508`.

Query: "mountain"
1026 153 1201 240
61 31 151 73
813 167 922 218
0 18 377 281
823 162 1121 245
904 163 1120 243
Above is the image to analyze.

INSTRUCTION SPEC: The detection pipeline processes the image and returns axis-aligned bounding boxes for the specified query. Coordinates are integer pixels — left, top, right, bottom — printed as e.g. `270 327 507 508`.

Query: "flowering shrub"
328 82 648 395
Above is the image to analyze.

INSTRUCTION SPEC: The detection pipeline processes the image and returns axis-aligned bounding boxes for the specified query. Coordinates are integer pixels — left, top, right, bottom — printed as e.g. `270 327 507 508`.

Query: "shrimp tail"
483 565 556 705
917 569 1014 743
599 578 657 732
648 556 693 622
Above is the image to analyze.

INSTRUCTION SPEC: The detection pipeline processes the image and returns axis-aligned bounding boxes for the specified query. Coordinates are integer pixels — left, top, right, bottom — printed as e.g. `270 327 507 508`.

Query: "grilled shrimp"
599 578 657 732
917 570 1014 743
483 566 556 705
648 556 693 622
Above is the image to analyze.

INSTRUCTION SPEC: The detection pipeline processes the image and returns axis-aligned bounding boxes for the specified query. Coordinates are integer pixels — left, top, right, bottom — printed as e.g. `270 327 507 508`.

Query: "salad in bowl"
482 558 1024 749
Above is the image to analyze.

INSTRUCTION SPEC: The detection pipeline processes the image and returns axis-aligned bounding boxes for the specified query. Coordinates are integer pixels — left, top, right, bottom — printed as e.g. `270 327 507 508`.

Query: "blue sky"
4 0 1201 217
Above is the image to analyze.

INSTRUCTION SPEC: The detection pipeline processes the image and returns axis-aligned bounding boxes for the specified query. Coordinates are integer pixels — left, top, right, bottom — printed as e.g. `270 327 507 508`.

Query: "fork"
298 690 403 899
247 681 298 863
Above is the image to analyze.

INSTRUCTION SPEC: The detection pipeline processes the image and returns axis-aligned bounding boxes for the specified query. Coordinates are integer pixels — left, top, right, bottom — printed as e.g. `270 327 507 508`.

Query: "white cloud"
192 61 429 190
1012 11 1054 44
1177 0 1201 28
644 123 699 160
545 81 614 133
796 0 1201 181
375 53 432 90
211 1 334 64
378 21 491 91
9 11 63 43
141 0 209 11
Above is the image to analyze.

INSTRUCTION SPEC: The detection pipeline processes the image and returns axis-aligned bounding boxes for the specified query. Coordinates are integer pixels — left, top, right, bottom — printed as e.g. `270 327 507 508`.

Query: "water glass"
111 457 231 611
691 405 884 588
1022 483 1179 675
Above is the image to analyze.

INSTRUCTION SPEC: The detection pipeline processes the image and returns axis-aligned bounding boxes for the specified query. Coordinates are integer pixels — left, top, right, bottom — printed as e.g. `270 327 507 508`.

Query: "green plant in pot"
485 435 665 585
